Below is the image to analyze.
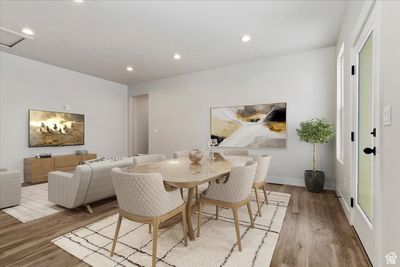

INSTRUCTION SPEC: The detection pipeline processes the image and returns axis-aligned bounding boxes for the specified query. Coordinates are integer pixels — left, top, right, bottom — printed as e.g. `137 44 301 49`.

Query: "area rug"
52 191 290 267
3 183 64 222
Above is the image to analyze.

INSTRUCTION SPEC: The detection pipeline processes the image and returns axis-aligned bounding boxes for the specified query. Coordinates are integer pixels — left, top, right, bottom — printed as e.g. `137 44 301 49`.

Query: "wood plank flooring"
0 184 371 267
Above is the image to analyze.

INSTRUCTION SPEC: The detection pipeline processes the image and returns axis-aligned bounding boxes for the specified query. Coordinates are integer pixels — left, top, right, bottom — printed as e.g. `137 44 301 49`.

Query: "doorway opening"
129 94 149 155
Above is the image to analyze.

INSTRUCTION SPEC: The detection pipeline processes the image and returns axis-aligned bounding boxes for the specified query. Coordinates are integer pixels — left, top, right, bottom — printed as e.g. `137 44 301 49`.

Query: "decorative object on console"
188 149 203 163
296 118 335 193
210 102 287 149
29 109 84 147
76 149 88 155
36 153 52 158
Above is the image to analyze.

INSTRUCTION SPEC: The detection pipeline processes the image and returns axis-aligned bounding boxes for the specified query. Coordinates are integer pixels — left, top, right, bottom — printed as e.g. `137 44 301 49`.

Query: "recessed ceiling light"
21 28 34 36
173 53 181 60
74 0 84 3
241 35 251 42
126 66 133 72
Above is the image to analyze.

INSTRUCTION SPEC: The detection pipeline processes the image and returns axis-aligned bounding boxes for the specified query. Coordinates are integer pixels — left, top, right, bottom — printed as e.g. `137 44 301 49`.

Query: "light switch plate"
383 105 392 126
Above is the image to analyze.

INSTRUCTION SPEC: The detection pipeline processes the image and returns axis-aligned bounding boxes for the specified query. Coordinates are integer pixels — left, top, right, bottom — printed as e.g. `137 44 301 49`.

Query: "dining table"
124 153 253 241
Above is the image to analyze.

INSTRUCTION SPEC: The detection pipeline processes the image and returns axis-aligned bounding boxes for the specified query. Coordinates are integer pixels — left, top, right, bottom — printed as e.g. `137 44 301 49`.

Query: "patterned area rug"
52 191 290 267
3 183 64 222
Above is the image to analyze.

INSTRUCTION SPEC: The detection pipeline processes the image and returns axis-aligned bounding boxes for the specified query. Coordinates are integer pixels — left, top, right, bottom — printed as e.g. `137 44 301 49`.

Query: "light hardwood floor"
0 184 371 267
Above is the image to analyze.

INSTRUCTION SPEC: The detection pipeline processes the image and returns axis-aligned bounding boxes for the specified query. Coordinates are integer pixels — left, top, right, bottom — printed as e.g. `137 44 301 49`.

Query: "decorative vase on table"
296 118 335 193
188 149 203 163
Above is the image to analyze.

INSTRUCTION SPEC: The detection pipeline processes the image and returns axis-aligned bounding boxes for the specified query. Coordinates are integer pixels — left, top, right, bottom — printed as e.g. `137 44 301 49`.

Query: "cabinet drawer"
31 158 54 182
54 155 81 168
81 154 97 161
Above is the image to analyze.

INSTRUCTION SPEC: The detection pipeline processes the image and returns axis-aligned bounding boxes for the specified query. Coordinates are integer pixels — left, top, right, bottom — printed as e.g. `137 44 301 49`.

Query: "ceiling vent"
0 27 33 48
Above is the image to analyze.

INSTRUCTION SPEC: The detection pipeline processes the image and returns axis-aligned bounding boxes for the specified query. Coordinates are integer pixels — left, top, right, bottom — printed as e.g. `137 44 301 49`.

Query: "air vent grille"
0 27 32 48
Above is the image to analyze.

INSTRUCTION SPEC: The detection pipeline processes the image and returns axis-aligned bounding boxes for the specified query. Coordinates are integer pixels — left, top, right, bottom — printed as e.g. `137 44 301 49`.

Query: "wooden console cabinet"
24 153 97 184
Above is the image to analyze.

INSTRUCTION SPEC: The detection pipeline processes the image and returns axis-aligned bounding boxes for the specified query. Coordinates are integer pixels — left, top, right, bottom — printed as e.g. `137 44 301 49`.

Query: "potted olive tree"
296 118 335 193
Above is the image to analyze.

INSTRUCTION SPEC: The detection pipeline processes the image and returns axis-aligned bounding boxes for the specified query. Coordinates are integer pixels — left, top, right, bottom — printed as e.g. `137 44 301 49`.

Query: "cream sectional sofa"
48 158 134 210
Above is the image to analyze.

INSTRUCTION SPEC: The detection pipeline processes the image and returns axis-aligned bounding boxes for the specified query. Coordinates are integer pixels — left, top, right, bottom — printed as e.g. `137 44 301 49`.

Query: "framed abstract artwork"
210 102 287 149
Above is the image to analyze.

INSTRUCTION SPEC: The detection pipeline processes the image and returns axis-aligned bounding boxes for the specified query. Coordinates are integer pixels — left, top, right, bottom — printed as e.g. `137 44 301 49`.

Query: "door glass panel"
358 33 373 221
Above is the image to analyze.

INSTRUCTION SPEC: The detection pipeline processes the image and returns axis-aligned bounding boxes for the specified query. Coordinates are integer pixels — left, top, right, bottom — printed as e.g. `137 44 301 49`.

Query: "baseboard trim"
336 188 352 223
268 176 336 191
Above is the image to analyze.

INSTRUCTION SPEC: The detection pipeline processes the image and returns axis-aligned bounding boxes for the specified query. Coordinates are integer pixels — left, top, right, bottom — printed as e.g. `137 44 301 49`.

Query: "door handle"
363 147 376 156
370 128 376 137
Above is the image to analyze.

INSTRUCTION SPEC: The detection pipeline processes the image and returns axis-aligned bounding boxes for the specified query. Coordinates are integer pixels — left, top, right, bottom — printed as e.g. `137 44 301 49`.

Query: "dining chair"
252 155 272 216
197 161 257 252
133 154 167 165
110 168 187 267
223 149 249 156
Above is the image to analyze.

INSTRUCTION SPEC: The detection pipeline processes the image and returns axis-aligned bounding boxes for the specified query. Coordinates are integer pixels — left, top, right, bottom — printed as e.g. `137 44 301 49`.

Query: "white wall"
377 1 400 265
0 52 128 175
130 47 336 188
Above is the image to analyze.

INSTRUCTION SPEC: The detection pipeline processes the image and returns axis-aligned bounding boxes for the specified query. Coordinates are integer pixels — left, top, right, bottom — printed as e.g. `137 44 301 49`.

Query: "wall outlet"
383 105 392 126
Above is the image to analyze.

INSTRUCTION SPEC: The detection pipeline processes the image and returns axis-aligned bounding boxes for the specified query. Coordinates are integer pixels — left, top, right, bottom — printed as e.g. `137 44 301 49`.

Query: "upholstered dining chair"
223 149 249 156
110 168 187 267
197 161 257 252
133 154 167 165
172 150 189 159
252 155 272 217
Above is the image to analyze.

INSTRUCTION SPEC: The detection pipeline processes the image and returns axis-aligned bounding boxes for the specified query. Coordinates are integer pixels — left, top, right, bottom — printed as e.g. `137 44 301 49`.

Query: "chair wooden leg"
246 202 254 228
254 188 262 217
110 214 122 257
197 199 203 237
232 208 242 252
85 204 93 214
152 217 160 267
262 184 269 205
149 224 152 234
195 186 199 203
180 188 184 199
182 208 188 246
216 205 219 220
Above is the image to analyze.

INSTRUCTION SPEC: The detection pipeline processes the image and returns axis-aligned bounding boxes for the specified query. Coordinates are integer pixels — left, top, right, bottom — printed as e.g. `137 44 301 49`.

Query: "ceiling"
0 1 347 85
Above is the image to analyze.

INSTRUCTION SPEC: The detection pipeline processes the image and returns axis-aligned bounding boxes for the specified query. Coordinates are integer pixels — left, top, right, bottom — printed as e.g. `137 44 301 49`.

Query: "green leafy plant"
296 118 335 174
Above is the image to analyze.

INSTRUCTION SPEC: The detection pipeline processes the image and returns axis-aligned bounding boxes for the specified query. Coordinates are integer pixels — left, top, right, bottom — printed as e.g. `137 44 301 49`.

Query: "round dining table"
124 153 253 240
